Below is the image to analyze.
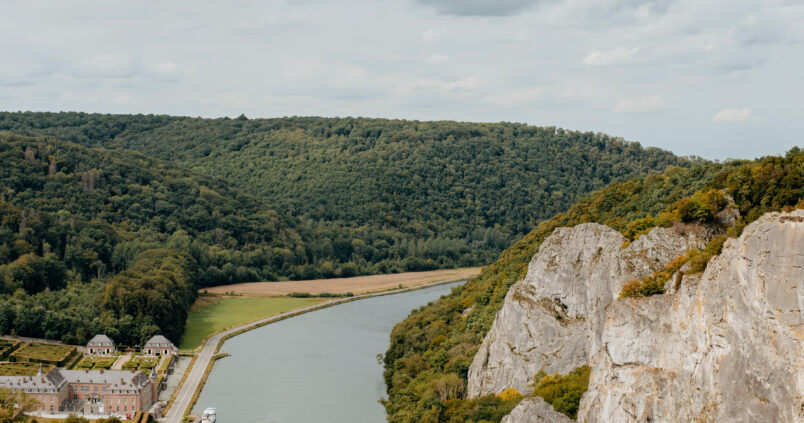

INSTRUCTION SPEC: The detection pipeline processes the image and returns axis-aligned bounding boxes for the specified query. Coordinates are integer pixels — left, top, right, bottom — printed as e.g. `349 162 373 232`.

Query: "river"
192 281 464 422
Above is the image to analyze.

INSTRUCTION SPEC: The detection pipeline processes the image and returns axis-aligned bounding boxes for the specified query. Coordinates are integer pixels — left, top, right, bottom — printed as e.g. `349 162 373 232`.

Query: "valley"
0 115 799 423
2 1 801 422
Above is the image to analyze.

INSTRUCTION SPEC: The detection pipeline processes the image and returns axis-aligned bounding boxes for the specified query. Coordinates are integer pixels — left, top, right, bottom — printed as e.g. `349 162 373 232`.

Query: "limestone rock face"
501 397 575 423
467 222 711 397
579 210 804 422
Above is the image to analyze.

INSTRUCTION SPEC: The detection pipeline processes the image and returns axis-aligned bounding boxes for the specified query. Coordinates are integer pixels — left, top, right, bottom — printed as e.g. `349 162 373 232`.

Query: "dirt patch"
203 267 482 296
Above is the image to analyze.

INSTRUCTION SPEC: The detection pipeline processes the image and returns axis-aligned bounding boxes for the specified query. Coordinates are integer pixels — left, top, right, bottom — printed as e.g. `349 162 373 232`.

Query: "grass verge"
179 296 325 351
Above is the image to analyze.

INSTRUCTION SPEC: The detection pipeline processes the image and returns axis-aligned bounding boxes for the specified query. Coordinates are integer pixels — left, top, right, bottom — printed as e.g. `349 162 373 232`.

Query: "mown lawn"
179 296 324 350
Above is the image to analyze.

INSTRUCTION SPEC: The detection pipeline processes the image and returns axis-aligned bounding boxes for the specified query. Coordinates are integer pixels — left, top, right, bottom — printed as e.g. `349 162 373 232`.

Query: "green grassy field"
179 296 324 350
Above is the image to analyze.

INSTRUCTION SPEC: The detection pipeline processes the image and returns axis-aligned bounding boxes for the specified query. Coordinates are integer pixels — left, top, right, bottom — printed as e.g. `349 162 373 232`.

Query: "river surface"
193 281 463 422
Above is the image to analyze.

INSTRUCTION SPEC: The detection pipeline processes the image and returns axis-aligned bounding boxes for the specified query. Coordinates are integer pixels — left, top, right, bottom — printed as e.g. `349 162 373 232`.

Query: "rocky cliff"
469 210 804 422
467 222 713 397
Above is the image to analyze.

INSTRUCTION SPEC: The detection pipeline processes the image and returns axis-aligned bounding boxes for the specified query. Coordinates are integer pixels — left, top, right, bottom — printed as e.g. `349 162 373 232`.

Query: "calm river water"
193 281 464 422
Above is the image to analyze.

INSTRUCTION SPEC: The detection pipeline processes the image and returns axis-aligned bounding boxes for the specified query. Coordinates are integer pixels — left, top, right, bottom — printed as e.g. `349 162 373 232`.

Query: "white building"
142 335 177 356
86 334 116 356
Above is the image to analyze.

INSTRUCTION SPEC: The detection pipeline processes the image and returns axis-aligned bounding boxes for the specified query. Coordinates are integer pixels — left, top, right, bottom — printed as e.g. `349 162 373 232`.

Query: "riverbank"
164 277 469 423
179 296 325 351
202 267 481 296
179 267 481 352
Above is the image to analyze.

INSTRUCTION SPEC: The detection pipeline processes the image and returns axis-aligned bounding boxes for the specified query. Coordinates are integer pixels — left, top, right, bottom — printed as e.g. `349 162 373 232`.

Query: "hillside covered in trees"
0 112 688 271
381 148 803 423
0 133 327 345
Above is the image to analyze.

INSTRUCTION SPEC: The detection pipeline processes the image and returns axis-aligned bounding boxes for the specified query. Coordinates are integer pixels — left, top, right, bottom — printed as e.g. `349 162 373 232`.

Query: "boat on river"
201 407 217 422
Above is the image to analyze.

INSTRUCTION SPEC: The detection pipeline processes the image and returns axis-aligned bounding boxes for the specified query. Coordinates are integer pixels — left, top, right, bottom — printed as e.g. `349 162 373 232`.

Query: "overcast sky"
1 0 802 159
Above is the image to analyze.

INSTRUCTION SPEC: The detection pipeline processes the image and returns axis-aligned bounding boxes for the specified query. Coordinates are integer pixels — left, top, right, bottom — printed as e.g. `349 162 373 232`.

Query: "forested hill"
0 132 325 345
0 112 688 270
381 148 803 423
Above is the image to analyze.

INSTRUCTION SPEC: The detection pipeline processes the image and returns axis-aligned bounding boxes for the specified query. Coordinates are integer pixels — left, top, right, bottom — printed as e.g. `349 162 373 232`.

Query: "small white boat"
201 407 217 423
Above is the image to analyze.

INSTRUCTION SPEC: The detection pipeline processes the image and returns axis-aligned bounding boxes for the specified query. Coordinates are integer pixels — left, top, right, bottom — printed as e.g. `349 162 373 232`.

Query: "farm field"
203 267 482 297
179 296 324 350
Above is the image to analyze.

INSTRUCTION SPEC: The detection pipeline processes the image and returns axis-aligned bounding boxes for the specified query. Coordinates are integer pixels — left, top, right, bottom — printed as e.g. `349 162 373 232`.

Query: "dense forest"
381 148 804 423
0 112 688 272
0 124 682 348
0 133 323 344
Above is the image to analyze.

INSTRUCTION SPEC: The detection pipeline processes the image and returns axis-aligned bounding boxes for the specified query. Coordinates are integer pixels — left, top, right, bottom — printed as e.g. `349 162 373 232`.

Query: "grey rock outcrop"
501 397 575 423
470 209 803 423
467 222 711 397
579 210 804 422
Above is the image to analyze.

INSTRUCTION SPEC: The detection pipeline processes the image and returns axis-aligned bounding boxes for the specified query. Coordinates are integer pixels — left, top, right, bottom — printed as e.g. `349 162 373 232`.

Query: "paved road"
162 279 464 423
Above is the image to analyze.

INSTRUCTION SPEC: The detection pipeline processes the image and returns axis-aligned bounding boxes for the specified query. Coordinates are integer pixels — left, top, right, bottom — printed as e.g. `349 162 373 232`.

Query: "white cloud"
425 54 450 65
712 107 752 122
392 76 481 97
485 87 544 105
582 46 640 66
421 29 445 42
75 52 141 78
413 0 540 16
614 95 664 113
0 61 53 86
110 94 132 104
146 62 180 80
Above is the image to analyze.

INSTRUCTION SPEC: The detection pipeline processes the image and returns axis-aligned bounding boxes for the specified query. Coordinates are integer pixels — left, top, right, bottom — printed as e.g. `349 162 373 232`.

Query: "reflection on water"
193 282 463 423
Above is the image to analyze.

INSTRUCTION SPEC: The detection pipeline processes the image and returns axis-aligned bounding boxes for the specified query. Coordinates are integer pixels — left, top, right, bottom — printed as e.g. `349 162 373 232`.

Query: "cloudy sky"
1 0 802 159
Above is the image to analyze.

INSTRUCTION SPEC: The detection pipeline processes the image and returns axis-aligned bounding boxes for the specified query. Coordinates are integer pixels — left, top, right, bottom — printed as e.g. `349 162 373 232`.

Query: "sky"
1 0 802 159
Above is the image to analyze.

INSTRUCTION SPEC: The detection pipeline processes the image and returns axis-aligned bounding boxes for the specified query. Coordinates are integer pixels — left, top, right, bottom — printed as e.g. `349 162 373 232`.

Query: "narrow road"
162 278 465 423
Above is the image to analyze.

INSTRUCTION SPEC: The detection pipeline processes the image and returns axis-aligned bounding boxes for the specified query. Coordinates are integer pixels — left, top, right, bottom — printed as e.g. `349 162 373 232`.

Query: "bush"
623 216 655 240
674 189 726 223
530 365 591 419
620 234 730 298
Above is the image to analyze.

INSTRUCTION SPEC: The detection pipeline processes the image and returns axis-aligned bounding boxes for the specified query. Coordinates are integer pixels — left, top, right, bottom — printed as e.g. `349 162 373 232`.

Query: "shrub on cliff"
530 365 591 419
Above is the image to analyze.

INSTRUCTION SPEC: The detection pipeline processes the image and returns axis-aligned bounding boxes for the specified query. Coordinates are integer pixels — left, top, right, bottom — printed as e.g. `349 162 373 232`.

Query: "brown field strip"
203 267 482 296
